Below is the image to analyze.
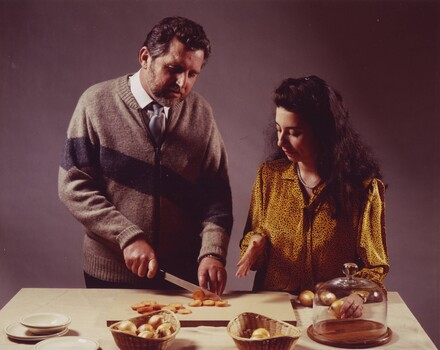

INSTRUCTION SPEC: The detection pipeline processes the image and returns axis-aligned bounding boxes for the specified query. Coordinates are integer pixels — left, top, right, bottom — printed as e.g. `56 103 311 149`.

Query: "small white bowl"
20 312 71 335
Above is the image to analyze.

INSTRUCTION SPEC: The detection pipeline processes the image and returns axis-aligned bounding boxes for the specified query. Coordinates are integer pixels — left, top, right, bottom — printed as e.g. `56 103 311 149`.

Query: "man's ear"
139 46 150 68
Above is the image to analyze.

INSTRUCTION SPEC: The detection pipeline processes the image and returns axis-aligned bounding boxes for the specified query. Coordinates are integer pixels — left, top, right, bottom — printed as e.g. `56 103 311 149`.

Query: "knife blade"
159 269 221 301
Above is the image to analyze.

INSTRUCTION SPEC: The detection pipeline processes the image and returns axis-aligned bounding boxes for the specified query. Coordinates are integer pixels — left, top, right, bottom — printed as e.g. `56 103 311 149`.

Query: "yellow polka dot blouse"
240 159 389 292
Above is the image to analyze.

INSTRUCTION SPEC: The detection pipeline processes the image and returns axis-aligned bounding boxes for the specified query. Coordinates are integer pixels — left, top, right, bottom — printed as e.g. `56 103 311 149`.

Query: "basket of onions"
109 309 180 350
227 312 301 350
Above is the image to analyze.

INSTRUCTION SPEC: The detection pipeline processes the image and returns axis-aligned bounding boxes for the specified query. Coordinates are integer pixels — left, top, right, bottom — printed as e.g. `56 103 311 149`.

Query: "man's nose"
176 73 186 88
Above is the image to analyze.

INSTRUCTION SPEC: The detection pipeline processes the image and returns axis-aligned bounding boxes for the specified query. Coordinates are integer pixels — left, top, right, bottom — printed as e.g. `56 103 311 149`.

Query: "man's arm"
195 121 233 295
58 94 157 278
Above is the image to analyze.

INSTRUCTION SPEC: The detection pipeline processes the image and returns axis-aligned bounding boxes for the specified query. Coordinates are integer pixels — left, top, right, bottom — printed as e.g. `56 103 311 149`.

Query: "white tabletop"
0 288 436 349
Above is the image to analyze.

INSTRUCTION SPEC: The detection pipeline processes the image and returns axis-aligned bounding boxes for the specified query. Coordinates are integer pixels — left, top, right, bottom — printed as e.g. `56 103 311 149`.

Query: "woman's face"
276 107 319 165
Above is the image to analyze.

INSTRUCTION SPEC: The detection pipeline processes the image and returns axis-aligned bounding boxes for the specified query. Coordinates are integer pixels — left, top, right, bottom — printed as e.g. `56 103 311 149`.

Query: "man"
58 16 232 295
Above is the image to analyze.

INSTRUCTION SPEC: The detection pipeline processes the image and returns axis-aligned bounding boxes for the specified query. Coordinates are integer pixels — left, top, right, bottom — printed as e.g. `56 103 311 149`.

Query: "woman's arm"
356 178 390 290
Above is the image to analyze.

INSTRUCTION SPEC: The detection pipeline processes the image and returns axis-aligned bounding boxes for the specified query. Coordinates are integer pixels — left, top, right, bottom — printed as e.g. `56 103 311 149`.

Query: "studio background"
1 0 439 346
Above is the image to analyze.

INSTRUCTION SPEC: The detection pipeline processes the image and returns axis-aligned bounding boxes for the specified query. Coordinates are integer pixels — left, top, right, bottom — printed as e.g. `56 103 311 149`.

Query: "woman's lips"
283 149 295 157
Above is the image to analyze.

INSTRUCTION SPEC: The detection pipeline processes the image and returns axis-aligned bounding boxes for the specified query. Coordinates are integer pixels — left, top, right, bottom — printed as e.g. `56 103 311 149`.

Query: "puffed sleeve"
357 178 390 290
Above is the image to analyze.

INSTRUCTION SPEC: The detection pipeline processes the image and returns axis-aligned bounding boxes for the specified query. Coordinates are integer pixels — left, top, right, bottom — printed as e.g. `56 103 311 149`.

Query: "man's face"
139 37 205 107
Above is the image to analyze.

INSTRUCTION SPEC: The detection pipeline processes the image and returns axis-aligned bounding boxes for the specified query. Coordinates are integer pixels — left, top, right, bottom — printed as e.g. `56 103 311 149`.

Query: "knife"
159 269 221 301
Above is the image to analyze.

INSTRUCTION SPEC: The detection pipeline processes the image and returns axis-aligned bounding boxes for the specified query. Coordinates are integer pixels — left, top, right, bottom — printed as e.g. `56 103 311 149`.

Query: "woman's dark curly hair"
143 16 211 65
269 75 383 218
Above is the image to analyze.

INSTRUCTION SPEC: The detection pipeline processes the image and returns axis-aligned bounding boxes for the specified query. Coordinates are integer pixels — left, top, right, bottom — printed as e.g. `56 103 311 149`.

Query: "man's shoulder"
170 91 214 123
82 75 128 99
183 90 212 110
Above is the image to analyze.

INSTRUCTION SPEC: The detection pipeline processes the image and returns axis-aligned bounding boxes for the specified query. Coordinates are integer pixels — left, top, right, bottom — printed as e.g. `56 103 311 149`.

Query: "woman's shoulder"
260 158 293 171
259 158 292 172
363 178 386 190
362 178 386 202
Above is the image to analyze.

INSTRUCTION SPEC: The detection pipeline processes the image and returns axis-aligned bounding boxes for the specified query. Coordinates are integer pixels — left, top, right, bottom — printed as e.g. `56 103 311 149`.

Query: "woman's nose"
277 133 284 147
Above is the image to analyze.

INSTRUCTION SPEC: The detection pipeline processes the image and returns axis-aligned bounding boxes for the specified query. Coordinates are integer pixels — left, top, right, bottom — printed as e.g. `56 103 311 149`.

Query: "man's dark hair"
143 16 211 64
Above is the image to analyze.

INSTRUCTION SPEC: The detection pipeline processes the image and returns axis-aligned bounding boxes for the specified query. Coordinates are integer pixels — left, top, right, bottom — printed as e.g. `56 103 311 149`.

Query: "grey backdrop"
1 0 439 347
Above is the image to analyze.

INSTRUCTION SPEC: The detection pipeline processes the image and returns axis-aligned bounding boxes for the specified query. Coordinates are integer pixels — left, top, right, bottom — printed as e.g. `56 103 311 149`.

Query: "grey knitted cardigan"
58 75 233 285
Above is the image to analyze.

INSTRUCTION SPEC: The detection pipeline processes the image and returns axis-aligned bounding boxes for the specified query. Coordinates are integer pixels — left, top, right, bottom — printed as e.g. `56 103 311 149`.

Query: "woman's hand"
236 235 267 278
340 293 364 318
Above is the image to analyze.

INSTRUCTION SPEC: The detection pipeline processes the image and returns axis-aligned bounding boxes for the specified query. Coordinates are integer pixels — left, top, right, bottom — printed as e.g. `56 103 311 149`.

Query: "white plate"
34 336 99 349
20 312 71 334
5 322 69 341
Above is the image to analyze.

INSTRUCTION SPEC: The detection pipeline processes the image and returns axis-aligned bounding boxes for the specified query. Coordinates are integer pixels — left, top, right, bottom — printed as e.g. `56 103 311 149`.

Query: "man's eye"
167 65 180 73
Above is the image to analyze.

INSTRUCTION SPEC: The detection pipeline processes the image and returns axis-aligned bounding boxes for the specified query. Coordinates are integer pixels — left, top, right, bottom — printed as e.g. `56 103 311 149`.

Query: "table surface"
0 288 437 350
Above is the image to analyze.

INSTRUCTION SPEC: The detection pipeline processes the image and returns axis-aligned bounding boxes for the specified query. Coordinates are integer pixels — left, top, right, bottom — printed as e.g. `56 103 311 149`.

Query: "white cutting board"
106 290 296 327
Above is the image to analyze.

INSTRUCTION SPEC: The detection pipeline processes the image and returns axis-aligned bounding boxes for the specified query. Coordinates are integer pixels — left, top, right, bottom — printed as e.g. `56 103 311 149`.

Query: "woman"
236 76 389 318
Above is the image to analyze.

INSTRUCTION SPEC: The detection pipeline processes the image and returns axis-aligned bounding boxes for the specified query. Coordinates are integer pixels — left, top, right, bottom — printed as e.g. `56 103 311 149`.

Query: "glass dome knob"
343 262 358 280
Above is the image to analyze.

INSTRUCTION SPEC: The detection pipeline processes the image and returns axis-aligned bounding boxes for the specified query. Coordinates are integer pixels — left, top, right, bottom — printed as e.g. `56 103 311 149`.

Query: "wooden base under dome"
307 319 392 348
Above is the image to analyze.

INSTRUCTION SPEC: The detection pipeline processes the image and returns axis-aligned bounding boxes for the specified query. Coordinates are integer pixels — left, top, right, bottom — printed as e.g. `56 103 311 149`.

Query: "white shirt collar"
129 70 169 118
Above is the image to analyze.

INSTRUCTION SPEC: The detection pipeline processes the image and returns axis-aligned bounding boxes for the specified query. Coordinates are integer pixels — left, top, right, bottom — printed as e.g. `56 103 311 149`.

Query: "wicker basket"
227 312 301 350
109 310 180 350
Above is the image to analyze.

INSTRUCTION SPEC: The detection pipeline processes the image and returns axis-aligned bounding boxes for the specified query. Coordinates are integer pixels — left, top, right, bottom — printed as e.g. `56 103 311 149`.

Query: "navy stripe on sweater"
61 137 232 231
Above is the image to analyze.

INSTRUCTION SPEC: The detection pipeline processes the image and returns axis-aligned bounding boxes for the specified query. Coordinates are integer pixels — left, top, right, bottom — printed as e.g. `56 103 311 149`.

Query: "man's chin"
157 96 184 107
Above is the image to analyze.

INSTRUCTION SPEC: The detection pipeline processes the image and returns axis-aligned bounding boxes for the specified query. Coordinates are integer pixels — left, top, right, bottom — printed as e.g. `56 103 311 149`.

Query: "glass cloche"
307 263 392 348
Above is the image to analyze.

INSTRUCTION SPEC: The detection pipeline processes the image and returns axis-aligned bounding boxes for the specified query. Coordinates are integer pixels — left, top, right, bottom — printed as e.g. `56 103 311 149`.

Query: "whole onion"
298 290 314 307
319 291 337 306
329 299 345 318
251 328 270 339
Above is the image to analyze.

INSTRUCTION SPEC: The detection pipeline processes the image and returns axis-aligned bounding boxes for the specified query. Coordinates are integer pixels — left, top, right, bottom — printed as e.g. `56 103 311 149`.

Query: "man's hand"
198 257 227 296
123 238 158 279
236 234 266 278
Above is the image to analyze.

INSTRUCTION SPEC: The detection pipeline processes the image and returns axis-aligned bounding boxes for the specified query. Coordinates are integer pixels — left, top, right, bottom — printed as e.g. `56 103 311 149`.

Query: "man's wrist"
198 253 225 265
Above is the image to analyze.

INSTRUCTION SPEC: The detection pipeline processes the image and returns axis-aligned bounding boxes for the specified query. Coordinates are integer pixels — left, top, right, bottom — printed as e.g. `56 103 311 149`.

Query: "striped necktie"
147 102 165 144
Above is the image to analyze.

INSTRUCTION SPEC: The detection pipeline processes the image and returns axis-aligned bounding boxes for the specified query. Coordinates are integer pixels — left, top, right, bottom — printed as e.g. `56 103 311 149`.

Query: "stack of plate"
5 312 71 342
5 312 99 349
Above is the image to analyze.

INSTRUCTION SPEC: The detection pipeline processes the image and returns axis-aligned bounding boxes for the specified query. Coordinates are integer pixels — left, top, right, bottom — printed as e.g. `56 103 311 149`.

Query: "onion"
189 300 203 307
329 299 345 318
251 328 270 339
298 290 314 307
156 323 173 337
148 315 163 329
138 330 155 338
137 323 154 334
192 289 205 301
319 291 337 306
117 320 137 335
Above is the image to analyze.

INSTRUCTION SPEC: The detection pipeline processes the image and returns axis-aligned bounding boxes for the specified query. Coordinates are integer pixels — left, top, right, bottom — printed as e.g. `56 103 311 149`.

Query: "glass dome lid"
307 263 392 348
